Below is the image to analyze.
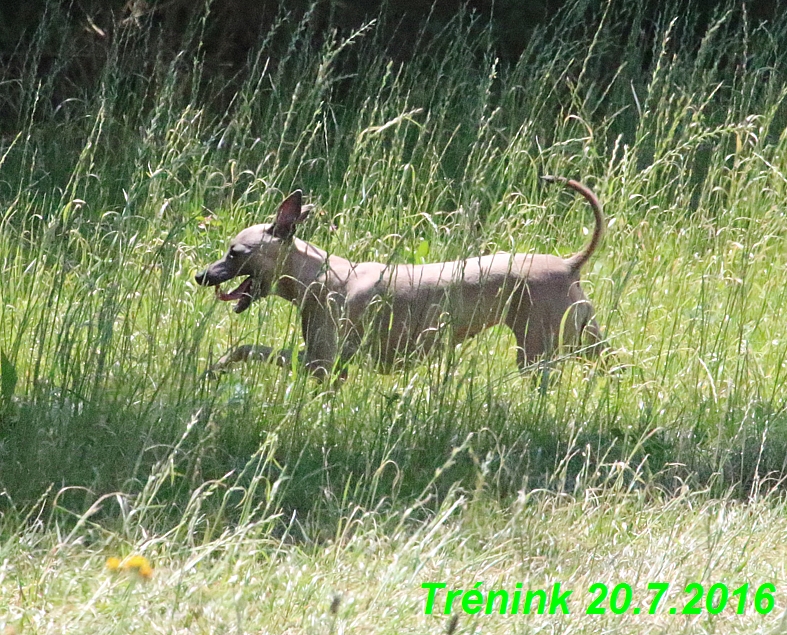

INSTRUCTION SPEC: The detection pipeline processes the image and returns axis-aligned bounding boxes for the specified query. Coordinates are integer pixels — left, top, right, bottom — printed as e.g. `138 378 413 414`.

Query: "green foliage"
1 0 787 533
0 350 16 406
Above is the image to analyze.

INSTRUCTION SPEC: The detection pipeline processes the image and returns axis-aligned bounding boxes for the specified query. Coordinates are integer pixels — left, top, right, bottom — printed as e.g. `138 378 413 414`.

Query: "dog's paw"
201 365 228 382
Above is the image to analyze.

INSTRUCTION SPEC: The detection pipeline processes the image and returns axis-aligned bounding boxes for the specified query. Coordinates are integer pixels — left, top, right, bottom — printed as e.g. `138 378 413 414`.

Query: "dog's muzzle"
195 267 264 314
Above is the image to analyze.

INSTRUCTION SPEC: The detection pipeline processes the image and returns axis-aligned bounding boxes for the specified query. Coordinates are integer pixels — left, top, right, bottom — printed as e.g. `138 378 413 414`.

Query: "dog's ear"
272 190 305 240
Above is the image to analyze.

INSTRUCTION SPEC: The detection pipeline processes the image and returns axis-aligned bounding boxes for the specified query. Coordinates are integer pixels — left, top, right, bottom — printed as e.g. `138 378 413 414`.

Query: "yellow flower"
123 555 154 580
106 554 153 580
123 555 149 571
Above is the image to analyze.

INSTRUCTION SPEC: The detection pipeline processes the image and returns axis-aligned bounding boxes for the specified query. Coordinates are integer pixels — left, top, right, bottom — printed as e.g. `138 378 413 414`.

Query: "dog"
195 176 605 382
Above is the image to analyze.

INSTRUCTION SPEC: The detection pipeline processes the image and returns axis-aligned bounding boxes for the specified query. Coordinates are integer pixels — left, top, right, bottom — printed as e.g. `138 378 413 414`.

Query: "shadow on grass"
4 380 787 535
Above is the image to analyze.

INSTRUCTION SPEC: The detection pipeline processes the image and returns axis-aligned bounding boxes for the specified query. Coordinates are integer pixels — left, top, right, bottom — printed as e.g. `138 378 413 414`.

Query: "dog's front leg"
207 344 302 377
301 296 345 384
302 327 339 383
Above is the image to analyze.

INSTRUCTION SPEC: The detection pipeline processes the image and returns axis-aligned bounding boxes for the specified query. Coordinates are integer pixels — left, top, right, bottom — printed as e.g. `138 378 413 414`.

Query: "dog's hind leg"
578 317 608 361
559 297 606 359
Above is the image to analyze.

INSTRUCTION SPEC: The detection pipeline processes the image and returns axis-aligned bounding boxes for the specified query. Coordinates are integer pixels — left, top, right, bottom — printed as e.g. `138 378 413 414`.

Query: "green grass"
3 1 787 631
3 484 787 633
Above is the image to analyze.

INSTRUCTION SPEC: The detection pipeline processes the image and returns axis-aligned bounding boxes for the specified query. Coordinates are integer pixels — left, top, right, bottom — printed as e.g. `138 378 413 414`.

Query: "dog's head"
194 190 312 313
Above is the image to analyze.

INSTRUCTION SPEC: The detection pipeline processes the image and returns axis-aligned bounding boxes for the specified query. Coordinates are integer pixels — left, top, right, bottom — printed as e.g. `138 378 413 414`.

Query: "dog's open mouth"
215 277 254 313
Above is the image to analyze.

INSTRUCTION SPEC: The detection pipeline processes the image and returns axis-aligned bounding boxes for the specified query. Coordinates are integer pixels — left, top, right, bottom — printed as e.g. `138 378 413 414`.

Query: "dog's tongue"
215 278 253 313
215 278 252 301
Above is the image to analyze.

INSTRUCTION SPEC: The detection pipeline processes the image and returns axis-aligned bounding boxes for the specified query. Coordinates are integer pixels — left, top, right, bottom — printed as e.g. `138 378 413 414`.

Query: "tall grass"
3 475 787 633
2 0 787 531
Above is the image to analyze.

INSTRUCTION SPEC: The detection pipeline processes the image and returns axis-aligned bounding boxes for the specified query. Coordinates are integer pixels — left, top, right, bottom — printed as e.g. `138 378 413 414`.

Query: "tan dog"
195 176 605 381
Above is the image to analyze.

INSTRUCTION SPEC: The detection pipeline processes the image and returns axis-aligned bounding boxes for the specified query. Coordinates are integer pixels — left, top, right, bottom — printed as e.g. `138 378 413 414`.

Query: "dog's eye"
228 247 250 260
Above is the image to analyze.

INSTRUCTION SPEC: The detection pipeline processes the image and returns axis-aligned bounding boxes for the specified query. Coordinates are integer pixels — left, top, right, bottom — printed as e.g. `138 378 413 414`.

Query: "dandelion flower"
107 554 153 580
124 555 149 571
123 555 154 580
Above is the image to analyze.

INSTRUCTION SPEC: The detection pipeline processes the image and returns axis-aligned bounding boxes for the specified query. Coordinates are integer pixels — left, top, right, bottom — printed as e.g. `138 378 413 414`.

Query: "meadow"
2 1 787 632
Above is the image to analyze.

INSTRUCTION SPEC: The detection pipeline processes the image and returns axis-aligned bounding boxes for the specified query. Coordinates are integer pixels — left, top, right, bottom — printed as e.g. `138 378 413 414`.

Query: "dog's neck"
276 237 352 303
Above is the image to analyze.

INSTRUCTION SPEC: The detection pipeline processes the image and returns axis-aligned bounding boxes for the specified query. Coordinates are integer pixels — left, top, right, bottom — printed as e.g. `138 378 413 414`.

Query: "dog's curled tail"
541 175 604 272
